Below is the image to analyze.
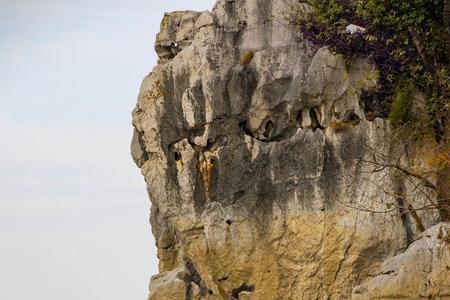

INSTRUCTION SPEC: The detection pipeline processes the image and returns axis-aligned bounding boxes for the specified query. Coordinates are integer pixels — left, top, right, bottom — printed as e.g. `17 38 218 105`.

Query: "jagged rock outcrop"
131 1 446 299
353 223 450 299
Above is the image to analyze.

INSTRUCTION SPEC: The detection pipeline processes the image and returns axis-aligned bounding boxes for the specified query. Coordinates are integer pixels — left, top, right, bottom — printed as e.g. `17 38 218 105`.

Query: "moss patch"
240 51 254 65
389 84 413 128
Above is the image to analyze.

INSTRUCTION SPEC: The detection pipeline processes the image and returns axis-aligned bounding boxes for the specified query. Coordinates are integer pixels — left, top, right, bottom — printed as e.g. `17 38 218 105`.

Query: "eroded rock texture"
353 223 450 299
131 1 447 299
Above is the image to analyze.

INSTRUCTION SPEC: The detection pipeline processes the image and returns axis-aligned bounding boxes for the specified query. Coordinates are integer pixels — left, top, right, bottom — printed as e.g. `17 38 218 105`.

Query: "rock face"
353 223 450 299
131 1 446 299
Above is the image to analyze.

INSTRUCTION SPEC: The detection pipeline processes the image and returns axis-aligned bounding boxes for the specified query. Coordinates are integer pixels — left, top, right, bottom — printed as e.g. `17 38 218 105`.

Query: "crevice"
271 126 298 142
205 135 228 152
242 120 300 143
174 150 182 161
263 120 274 138
187 127 206 149
239 120 253 136
161 243 173 250
231 283 255 299
310 108 325 131
343 109 360 123
218 275 229 282
185 259 209 298
175 113 244 150
296 109 303 129
394 178 415 245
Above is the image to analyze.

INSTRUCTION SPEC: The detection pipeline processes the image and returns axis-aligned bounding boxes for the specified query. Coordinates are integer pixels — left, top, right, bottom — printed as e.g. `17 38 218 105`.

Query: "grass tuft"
330 120 355 133
240 51 254 65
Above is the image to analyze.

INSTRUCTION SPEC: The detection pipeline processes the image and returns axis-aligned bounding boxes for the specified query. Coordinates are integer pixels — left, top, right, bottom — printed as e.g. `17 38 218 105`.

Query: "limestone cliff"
131 1 450 299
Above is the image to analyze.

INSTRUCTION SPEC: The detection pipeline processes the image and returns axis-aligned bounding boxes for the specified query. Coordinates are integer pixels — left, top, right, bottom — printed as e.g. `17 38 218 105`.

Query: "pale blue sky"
0 0 216 299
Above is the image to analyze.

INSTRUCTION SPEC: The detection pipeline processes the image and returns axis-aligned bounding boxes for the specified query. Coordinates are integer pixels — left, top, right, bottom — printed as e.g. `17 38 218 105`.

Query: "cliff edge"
131 1 450 299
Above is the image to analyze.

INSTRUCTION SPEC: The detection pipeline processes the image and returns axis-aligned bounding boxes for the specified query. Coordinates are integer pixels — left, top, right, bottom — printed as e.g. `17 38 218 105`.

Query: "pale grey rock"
131 0 444 299
353 223 450 299
148 268 187 300
195 12 214 29
155 11 201 60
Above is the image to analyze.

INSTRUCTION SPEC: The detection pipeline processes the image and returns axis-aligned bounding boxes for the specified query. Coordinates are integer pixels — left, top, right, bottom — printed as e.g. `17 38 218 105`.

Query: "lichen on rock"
131 0 448 299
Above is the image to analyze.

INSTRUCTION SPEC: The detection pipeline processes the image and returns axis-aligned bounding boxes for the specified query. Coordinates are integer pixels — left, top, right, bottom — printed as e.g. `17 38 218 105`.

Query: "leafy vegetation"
389 83 413 128
290 0 450 141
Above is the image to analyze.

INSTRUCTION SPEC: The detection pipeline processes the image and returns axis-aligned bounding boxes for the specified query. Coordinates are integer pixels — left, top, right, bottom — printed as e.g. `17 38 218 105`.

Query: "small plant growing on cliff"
388 83 414 128
330 119 357 133
240 51 254 65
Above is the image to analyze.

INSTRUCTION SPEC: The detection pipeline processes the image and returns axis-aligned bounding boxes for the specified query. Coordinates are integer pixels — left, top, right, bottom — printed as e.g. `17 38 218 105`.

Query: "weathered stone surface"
149 267 189 300
155 11 202 60
131 0 445 299
353 223 450 299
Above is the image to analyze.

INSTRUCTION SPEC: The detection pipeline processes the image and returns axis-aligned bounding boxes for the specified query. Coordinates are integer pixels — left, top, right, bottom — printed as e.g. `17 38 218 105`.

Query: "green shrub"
388 84 434 142
389 84 413 128
289 0 450 140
